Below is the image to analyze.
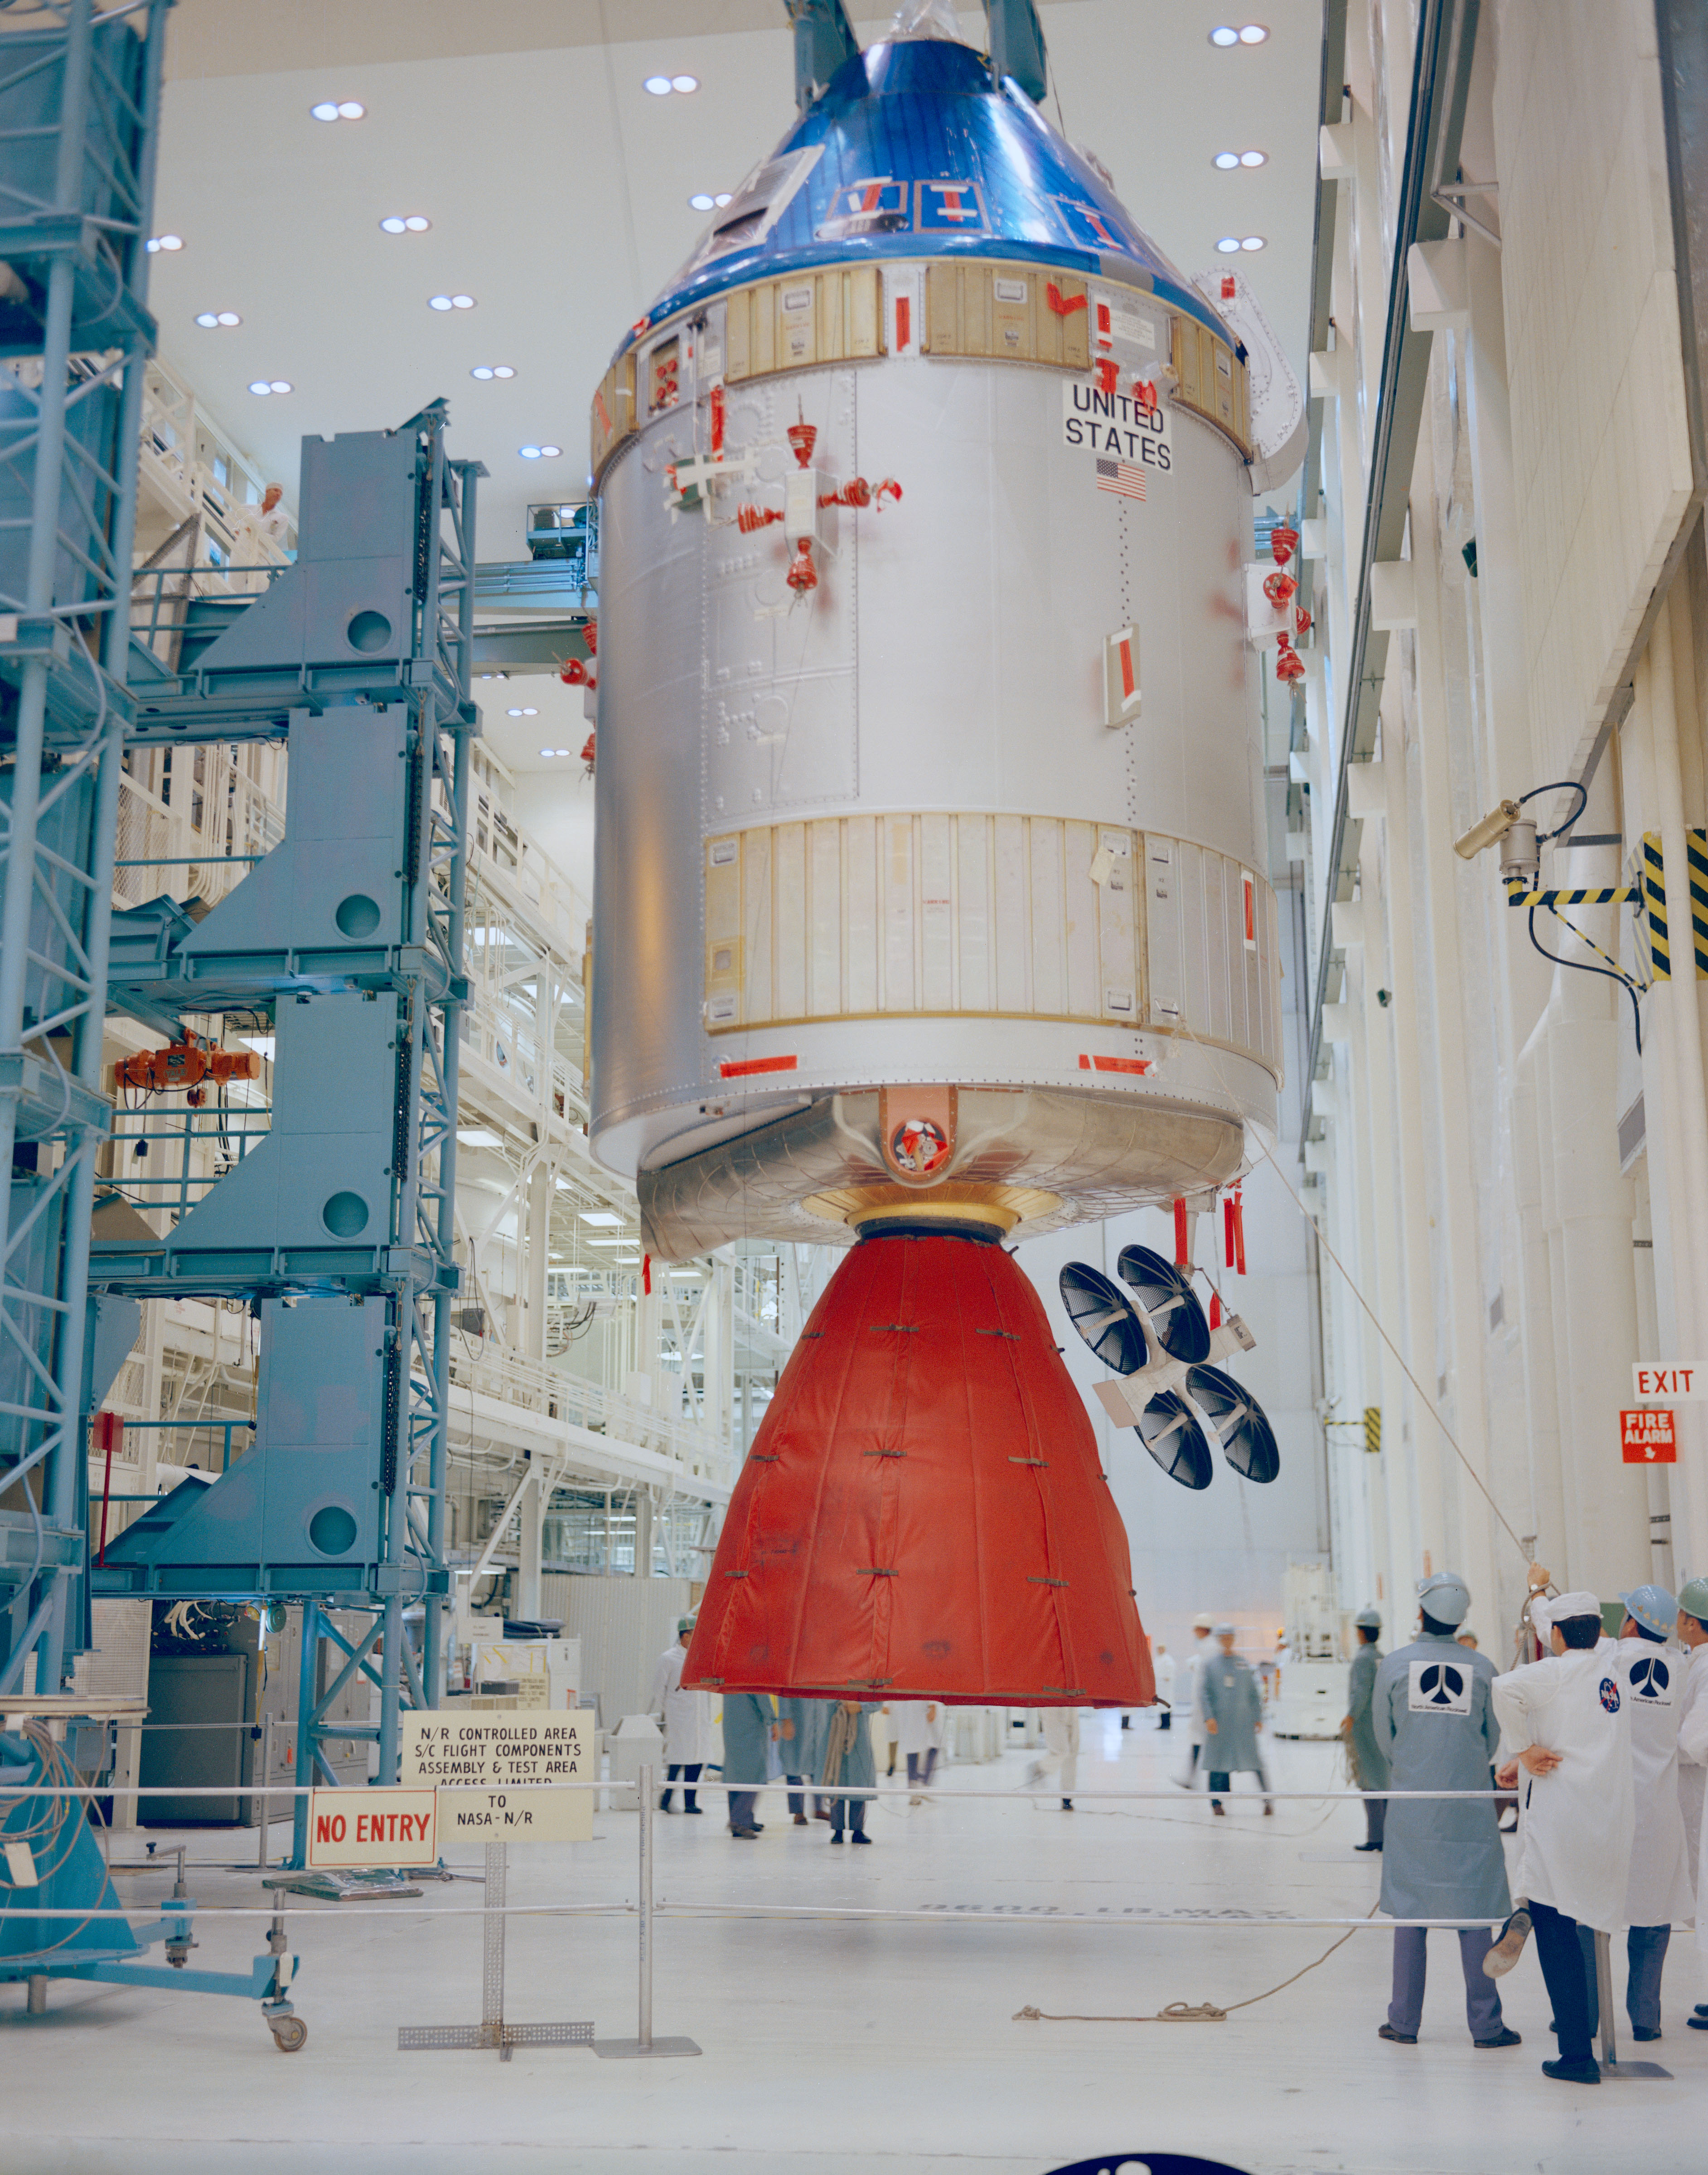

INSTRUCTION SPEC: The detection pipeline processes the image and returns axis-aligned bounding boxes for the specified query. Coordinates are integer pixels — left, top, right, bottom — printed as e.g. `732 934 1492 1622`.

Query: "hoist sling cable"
1178 1022 1532 1567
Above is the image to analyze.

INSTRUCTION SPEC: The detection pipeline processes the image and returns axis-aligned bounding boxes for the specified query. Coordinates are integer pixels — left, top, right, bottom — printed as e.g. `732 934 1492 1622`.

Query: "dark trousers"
906 1749 938 1787
661 1761 701 1811
786 1773 808 1816
1208 1762 1271 1803
1532 1899 1594 2064
830 1796 866 1836
1364 1794 1387 1847
1572 1921 1672 2038
1388 1925 1502 2039
726 1787 760 1831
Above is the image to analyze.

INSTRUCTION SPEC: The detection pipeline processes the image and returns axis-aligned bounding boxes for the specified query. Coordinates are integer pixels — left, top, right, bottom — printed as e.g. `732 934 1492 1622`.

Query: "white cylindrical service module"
585 29 1280 1260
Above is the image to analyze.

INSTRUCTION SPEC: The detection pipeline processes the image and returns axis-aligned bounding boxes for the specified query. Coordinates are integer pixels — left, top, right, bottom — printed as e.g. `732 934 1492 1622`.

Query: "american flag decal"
1095 456 1147 502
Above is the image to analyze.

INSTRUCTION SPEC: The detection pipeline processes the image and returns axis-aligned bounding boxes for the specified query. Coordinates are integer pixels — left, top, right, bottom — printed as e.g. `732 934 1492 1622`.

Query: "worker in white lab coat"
1172 1613 1216 1787
648 1616 712 1812
892 1699 945 1801
1674 1576 1708 2032
1607 1586 1695 2039
1489 1588 1636 2085
1028 1707 1081 1809
1152 1643 1176 1732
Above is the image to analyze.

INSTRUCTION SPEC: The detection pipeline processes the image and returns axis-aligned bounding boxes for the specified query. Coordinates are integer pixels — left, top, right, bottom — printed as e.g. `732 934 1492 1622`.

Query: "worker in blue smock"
776 1694 827 1826
719 1692 776 1838
1200 1624 1273 1815
1345 1605 1389 1850
1372 1570 1519 2049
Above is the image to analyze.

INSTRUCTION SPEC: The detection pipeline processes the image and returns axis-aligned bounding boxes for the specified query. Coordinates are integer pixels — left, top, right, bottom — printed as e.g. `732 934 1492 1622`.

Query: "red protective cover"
683 1232 1155 1705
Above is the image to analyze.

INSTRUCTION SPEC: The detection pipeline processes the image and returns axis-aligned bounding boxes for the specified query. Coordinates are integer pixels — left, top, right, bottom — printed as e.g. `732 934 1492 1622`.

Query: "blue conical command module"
619 31 1235 358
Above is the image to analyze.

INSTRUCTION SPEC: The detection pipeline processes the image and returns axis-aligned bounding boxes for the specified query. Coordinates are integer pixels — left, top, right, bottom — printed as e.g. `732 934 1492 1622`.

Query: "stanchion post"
1592 1926 1670 2078
639 1759 653 2049
593 1766 700 2059
256 1715 271 1872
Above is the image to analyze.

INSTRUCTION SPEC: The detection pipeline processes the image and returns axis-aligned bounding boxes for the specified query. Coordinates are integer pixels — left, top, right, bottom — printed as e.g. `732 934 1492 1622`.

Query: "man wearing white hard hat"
1673 1575 1708 2031
1489 1585 1635 2085
1608 1585 1694 2038
648 1615 712 1813
1370 1572 1517 2049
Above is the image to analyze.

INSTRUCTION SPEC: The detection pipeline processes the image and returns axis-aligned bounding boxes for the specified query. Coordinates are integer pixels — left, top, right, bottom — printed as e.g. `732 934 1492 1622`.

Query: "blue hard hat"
1619 1584 1678 1640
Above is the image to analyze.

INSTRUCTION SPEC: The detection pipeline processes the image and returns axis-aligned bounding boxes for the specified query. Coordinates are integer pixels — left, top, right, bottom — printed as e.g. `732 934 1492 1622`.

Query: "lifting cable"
1180 1023 1533 1568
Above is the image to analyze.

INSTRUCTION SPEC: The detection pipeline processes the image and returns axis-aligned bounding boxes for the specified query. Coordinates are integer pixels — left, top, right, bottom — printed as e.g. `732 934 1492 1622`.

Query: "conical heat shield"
683 1231 1154 1705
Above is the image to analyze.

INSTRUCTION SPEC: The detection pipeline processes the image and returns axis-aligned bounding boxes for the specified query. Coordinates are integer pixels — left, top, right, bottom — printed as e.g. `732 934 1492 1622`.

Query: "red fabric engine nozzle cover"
683 1231 1156 1706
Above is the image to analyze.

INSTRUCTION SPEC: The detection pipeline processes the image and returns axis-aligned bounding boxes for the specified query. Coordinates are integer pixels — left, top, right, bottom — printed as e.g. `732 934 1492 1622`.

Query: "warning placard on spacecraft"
438 1786 594 1843
399 1711 597 1790
1062 379 1173 468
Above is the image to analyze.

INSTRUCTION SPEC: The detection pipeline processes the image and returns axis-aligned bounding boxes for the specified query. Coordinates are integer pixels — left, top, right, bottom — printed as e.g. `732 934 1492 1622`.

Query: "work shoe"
793 1813 810 1826
1262 1802 1274 1817
1687 2013 1708 2031
1483 1908 1532 1977
731 1826 760 1839
1541 2058 1600 2084
1378 2023 1417 2044
850 1830 873 1845
1354 1840 1382 1852
1210 1802 1226 1817
1631 2026 1662 2041
1473 2027 1522 2048
1061 1798 1074 1810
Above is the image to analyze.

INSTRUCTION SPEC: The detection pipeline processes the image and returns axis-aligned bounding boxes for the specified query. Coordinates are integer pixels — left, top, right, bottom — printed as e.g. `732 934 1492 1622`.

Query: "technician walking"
648 1616 711 1813
1372 1572 1518 2049
1489 1588 1636 2085
1200 1625 1272 1814
1345 1606 1388 1851
1177 1613 1214 1784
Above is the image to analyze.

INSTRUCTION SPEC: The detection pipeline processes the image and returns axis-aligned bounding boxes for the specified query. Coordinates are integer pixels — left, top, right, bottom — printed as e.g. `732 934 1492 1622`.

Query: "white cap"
1534 1589 1601 1630
1213 1621 1237 1637
1192 1613 1215 1632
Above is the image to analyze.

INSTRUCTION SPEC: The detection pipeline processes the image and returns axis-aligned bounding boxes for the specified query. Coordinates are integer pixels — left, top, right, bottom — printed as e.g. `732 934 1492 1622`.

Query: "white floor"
5 1717 1703 2174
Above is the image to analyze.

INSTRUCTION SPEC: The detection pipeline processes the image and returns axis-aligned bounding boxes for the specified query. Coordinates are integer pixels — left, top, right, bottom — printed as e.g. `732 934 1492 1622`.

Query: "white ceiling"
150 0 1323 856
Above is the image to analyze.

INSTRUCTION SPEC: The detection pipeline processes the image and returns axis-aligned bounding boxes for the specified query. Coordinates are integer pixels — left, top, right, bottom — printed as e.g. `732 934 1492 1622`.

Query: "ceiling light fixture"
146 233 183 252
689 193 716 211
1214 152 1241 170
469 364 515 380
1240 234 1266 251
247 380 293 395
380 215 431 234
1215 237 1242 254
644 72 699 94
644 75 672 94
1240 149 1268 166
1239 23 1269 41
1209 24 1240 44
580 1211 623 1227
518 444 562 460
428 293 476 312
505 706 539 717
195 310 241 327
672 74 699 92
310 99 366 121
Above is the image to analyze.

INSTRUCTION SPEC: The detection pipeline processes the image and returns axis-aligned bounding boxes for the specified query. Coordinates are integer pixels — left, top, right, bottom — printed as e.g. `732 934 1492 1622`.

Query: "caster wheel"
269 2016 308 2053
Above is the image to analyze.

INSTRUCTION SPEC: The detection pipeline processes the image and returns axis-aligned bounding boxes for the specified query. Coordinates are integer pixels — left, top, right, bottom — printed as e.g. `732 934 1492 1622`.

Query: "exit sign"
1621 1408 1677 1463
1632 1363 1706 1400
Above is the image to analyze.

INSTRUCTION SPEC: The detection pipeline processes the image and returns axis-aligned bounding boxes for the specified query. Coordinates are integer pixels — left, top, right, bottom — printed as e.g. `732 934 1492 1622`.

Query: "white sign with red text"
306 1788 438 1867
1632 1364 1707 1401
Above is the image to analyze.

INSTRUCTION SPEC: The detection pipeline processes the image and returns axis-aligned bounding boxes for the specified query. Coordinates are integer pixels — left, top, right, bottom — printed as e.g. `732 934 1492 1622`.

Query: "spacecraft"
585 7 1289 1702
